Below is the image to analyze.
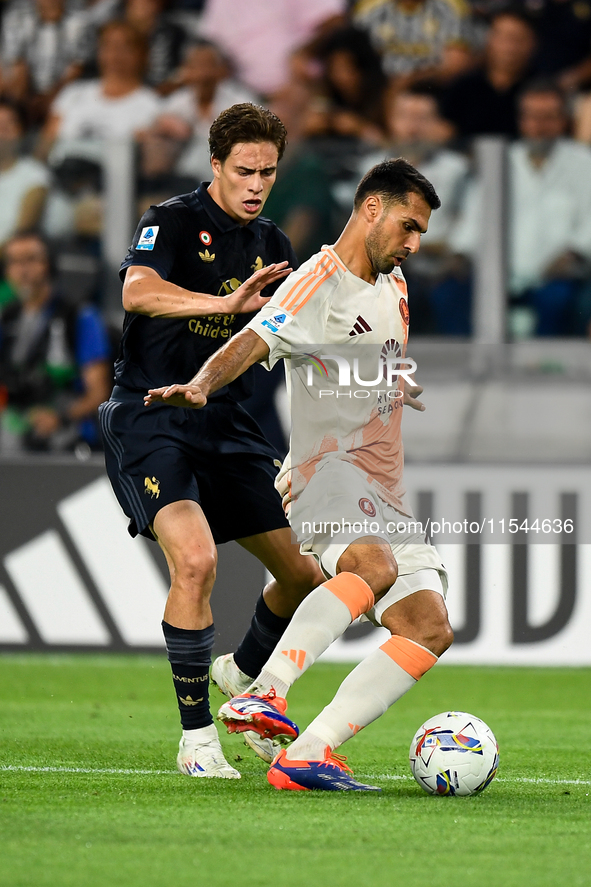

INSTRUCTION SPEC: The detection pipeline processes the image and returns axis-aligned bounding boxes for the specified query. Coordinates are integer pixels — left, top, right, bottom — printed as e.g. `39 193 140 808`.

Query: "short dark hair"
354 158 441 211
99 20 148 60
3 231 55 278
208 103 287 163
490 6 537 32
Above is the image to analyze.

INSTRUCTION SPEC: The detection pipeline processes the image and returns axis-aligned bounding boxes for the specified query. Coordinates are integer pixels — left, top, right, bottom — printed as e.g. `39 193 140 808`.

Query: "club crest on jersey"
137 226 159 250
399 297 410 325
199 230 212 246
260 313 293 334
359 498 377 517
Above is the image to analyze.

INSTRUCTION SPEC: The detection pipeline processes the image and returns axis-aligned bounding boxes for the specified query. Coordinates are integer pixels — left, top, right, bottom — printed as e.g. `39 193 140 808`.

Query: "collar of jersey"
197 182 261 237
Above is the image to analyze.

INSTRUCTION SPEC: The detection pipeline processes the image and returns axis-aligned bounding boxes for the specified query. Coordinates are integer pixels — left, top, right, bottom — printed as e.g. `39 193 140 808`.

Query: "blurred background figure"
263 85 337 262
311 25 388 144
135 121 197 214
0 0 91 125
352 0 481 91
37 20 161 163
344 83 469 332
440 9 537 138
447 80 591 336
156 38 256 180
384 84 469 333
122 0 187 92
0 232 111 453
198 0 346 97
0 100 49 272
526 0 591 93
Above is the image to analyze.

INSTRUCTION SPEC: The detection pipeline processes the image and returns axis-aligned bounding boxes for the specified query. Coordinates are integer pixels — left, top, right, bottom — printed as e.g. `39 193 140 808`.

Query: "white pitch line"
367 774 591 786
1 765 590 786
0 765 176 776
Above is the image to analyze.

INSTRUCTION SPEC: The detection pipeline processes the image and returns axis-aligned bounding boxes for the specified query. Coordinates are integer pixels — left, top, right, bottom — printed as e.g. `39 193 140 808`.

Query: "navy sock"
162 621 215 730
234 593 291 679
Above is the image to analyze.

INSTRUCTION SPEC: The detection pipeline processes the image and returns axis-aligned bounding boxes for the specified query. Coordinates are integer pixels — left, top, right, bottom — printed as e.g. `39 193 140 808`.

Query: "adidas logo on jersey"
348 315 372 337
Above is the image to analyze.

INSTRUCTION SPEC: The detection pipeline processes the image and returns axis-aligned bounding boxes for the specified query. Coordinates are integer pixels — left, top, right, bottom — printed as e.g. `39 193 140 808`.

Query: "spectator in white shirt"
152 39 256 180
0 100 50 252
37 20 161 163
448 80 591 336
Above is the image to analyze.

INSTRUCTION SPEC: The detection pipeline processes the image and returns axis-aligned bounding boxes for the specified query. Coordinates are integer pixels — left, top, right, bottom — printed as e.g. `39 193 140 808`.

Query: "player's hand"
404 382 425 411
144 384 207 408
224 262 292 314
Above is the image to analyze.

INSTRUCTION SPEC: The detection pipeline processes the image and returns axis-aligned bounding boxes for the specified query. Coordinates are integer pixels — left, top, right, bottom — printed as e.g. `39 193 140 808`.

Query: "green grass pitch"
1 655 590 887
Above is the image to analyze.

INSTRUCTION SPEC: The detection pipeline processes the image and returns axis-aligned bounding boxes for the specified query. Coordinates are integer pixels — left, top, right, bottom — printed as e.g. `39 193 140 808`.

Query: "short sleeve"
246 268 333 370
75 305 111 366
119 204 184 281
51 82 81 118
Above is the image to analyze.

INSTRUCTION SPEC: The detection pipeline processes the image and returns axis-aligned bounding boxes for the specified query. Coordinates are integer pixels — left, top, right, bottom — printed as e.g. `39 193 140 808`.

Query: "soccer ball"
409 711 499 797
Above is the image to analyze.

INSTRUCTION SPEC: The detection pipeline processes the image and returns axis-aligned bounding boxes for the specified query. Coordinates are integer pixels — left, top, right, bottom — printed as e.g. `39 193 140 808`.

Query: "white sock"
286 636 437 759
248 572 374 697
183 724 219 743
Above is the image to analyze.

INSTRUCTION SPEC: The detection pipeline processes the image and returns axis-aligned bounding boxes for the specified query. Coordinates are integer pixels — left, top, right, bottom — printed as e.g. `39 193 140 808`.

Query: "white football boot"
211 653 252 697
176 723 241 778
211 653 282 764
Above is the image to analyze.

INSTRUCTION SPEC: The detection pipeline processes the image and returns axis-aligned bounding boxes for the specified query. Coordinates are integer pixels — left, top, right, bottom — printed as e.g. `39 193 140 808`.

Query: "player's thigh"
237 526 323 591
293 459 393 584
196 451 289 544
100 401 202 540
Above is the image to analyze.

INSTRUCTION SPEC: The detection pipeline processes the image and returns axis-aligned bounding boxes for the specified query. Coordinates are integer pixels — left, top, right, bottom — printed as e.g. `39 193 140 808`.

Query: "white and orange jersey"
246 245 412 512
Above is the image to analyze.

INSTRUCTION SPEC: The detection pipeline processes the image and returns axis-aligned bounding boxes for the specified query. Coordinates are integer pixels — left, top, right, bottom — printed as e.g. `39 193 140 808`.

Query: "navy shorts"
99 392 289 543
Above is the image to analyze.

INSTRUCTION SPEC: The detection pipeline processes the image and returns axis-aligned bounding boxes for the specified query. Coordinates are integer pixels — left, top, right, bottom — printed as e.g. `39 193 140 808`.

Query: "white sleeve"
51 82 80 119
246 272 333 370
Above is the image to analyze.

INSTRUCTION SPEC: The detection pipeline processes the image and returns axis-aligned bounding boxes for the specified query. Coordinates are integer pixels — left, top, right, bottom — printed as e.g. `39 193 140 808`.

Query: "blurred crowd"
2 0 591 452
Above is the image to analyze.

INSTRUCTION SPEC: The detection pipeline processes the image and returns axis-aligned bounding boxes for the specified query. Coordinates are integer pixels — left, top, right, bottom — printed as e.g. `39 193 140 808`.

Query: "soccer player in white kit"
146 159 454 791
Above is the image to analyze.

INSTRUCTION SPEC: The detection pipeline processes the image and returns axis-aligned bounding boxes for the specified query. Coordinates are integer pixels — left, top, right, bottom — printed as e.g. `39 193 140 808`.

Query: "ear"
363 194 383 222
211 157 222 179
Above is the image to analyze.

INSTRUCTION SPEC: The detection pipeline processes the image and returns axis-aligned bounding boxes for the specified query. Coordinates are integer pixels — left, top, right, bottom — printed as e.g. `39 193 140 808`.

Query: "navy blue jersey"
116 182 297 400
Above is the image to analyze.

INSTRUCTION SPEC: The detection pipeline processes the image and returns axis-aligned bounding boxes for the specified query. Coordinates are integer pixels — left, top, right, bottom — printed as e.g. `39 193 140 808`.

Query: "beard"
365 225 397 276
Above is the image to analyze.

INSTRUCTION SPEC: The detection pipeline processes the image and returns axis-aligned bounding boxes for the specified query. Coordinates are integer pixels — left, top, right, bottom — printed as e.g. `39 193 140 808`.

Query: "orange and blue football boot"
267 749 381 792
217 689 299 741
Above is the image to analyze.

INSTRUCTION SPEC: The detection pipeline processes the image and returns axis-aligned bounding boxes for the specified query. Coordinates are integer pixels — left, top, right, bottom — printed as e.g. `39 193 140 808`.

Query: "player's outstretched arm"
144 329 270 408
123 263 291 319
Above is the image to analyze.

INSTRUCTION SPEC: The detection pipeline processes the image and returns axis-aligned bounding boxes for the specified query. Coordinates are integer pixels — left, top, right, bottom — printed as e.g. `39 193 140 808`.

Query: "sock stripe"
323 573 375 621
380 635 437 680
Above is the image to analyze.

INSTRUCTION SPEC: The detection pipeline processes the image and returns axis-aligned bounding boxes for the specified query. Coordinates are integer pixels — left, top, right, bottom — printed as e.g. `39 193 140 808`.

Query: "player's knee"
371 563 399 601
177 546 218 589
422 616 454 657
338 542 398 598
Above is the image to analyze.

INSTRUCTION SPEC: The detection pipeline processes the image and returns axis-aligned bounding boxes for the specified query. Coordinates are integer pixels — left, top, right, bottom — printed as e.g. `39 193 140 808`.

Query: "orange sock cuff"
380 635 437 680
322 573 375 621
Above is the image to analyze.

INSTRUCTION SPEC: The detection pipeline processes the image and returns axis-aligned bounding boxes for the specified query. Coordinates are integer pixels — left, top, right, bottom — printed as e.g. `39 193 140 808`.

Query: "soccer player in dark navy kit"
100 103 321 779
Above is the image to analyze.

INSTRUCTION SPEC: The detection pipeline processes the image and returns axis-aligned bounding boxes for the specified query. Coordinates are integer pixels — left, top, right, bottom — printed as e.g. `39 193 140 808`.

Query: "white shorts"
289 459 447 626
